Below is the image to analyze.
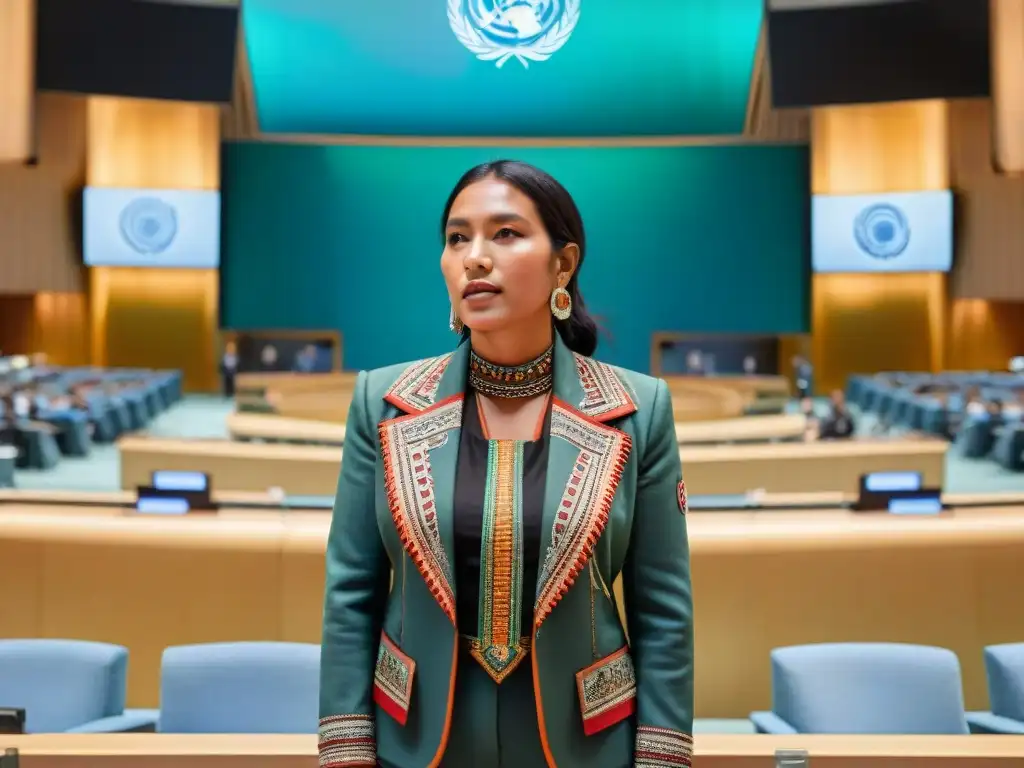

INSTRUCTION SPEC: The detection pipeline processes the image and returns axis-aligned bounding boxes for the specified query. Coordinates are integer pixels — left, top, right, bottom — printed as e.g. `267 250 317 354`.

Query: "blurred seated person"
3 387 58 436
685 349 705 375
965 388 986 418
0 391 16 446
943 387 980 439
819 389 856 440
11 388 34 420
45 393 74 412
221 340 239 398
931 391 956 440
293 344 319 373
259 344 281 372
986 399 1005 426
67 385 91 412
1004 392 1024 421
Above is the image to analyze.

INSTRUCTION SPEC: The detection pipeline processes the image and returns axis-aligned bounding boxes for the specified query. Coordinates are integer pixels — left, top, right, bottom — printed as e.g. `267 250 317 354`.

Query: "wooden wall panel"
32 292 90 366
86 97 219 190
0 293 90 364
0 0 34 163
809 101 949 394
0 93 86 294
811 100 949 195
947 299 1024 371
990 0 1024 174
86 97 221 391
0 296 35 356
948 98 1024 299
90 269 218 389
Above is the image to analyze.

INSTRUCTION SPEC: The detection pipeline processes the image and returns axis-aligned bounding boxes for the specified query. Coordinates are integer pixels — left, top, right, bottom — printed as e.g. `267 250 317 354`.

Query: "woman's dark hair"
440 160 599 357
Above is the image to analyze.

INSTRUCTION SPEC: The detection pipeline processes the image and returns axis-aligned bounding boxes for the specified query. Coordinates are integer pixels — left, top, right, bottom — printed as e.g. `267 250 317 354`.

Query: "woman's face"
441 177 576 335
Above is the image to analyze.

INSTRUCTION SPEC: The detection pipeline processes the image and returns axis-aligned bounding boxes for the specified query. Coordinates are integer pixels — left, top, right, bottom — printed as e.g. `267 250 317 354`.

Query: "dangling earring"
449 303 464 334
550 287 572 321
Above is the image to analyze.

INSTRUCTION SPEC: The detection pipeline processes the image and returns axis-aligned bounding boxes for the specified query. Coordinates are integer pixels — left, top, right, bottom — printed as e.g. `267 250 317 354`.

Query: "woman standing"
319 161 693 768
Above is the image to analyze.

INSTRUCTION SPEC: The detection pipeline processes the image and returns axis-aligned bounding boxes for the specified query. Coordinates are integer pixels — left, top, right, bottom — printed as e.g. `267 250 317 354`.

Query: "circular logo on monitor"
448 0 579 69
119 196 178 255
853 203 910 260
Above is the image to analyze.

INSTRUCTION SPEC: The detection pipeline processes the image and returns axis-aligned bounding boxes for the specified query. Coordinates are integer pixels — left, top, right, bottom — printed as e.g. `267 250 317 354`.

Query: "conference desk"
233 371 792 424
119 434 947 496
226 411 810 446
2 500 1021 718
4 734 1022 768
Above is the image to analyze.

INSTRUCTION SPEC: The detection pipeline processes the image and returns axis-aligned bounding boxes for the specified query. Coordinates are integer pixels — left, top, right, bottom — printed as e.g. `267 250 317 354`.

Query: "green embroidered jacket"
319 337 693 768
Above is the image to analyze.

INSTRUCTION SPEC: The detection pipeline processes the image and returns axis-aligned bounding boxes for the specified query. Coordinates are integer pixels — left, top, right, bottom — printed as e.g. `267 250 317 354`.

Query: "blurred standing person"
221 341 239 398
793 355 813 399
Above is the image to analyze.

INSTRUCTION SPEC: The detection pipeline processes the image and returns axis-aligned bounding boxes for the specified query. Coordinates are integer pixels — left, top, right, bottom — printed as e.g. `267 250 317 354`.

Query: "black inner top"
452 389 550 639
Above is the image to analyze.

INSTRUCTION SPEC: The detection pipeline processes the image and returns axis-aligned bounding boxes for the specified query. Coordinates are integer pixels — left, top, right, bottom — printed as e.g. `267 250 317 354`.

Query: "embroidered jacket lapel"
379 342 469 627
534 338 637 630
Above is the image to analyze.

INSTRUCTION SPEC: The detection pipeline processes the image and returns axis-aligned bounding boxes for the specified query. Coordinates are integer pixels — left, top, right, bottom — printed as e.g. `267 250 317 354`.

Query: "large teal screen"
221 143 809 372
243 0 763 136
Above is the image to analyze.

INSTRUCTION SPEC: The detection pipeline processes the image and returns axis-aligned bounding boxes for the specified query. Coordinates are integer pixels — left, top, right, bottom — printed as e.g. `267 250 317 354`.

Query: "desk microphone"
776 749 808 768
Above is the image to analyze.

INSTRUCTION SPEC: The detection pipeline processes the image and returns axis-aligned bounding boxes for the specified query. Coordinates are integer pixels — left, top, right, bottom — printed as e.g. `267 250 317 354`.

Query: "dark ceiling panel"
37 0 238 103
767 0 990 108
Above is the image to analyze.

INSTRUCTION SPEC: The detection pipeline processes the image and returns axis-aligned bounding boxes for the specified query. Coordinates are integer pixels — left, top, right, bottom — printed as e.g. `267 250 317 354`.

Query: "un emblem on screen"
853 203 910 260
448 0 580 69
119 197 179 255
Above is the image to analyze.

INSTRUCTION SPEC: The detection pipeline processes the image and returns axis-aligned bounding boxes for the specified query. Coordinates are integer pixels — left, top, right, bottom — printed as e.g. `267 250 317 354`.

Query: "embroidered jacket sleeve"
319 370 389 767
624 378 694 767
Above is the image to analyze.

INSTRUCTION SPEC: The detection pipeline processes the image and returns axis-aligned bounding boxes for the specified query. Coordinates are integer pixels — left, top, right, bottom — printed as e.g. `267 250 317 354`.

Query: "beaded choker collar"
469 345 554 399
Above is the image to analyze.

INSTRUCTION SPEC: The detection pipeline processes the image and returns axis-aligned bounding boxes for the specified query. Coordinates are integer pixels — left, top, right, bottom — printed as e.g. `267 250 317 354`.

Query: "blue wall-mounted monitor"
84 187 220 269
812 189 953 273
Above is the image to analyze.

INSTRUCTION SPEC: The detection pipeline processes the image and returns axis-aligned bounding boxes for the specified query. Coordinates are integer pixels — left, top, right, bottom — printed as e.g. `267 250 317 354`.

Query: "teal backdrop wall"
221 143 810 372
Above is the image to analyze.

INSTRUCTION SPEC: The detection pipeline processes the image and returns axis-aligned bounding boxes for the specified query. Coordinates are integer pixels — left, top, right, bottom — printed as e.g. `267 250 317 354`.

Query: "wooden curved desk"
233 372 791 425
5 733 1023 767
675 413 806 443
226 411 810 447
119 434 947 496
2 502 1020 718
227 413 347 445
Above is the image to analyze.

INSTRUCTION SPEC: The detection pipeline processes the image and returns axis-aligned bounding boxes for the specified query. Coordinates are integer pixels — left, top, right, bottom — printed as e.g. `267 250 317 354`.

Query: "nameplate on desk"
863 471 922 493
136 479 216 513
855 471 941 513
888 496 943 516
152 470 209 492
135 497 191 515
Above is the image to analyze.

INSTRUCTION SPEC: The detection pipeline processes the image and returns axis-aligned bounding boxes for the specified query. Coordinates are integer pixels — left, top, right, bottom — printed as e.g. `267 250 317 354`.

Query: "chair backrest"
771 643 969 734
0 639 128 733
159 642 320 733
984 643 1024 723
